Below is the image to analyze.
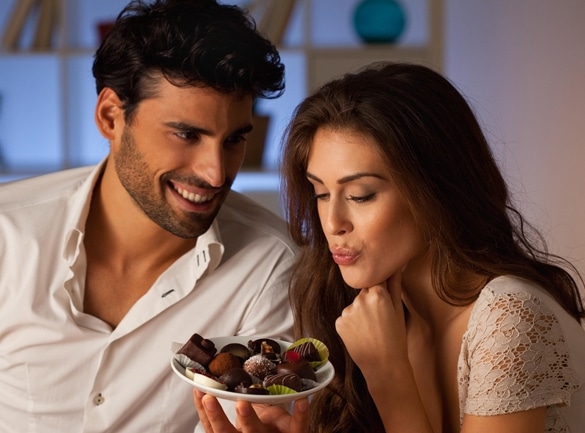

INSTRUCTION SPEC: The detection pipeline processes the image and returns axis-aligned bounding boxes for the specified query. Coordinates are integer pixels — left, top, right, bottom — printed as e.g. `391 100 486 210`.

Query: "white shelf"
0 0 442 177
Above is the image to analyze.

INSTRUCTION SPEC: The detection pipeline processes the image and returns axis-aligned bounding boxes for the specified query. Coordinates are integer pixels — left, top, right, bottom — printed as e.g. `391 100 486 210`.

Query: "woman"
194 62 585 433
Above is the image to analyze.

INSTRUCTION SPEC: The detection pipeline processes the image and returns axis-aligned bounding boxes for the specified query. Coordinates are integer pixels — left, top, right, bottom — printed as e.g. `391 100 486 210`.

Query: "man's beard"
114 126 230 239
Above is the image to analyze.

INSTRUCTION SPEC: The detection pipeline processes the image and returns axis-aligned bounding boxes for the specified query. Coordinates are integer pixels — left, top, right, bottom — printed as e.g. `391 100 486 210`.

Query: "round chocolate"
243 354 276 379
208 352 242 377
220 343 251 361
277 359 317 381
263 372 302 392
219 367 253 391
248 338 281 355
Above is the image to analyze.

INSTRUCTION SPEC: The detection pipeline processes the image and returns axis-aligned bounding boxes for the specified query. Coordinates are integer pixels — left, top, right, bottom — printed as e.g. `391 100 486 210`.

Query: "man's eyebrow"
306 172 386 185
238 124 254 135
163 121 254 136
164 121 205 132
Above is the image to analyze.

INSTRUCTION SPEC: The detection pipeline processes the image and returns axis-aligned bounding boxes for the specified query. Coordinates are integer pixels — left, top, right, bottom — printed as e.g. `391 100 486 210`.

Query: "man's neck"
85 163 196 271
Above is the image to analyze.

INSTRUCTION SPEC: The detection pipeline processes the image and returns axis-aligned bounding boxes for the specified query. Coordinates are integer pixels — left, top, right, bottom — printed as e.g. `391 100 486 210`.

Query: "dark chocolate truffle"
264 373 302 392
277 359 317 381
219 367 253 391
178 333 217 366
289 341 320 362
243 354 276 379
208 352 242 377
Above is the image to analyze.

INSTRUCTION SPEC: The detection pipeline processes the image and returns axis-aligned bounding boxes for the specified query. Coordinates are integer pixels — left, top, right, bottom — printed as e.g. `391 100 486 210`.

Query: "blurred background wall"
1 0 584 278
445 0 585 278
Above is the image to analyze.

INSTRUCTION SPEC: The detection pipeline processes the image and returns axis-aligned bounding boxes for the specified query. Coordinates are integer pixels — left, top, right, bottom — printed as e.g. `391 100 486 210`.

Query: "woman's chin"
341 270 390 291
341 275 376 290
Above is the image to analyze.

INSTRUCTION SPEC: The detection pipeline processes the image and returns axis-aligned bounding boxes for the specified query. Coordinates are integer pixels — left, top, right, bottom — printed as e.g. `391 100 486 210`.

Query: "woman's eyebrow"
306 171 386 185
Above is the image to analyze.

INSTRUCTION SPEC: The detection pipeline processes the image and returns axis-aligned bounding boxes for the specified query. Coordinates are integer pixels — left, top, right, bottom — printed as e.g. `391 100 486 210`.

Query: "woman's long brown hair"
280 62 585 433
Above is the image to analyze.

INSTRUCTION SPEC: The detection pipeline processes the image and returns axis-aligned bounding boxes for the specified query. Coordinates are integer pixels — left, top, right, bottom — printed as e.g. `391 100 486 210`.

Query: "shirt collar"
62 159 225 274
193 219 224 276
63 160 107 264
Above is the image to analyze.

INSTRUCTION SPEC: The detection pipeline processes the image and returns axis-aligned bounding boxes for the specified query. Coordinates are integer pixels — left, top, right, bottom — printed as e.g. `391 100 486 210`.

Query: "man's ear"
95 87 124 140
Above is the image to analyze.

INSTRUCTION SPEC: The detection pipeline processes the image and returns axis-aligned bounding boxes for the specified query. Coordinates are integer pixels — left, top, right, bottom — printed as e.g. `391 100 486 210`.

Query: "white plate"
171 336 335 404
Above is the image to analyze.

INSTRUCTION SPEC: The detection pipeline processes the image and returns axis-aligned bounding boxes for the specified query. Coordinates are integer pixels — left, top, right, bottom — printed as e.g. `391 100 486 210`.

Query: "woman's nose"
323 200 352 236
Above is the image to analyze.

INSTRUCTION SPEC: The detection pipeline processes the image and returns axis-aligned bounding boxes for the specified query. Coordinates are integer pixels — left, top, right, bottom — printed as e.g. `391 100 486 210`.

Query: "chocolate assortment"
175 334 329 396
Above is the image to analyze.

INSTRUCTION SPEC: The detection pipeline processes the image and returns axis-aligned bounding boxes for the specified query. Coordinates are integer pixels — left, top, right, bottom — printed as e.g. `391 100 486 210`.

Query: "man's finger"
193 389 214 433
290 398 310 433
201 393 237 433
235 400 269 432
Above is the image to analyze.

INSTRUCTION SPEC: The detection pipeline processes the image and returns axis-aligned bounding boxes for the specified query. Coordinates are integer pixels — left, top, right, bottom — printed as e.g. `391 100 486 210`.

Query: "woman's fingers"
335 269 408 368
385 270 404 310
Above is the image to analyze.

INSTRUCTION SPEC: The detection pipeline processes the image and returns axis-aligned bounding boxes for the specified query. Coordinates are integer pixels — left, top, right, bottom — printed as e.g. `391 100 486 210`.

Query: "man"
0 1 295 431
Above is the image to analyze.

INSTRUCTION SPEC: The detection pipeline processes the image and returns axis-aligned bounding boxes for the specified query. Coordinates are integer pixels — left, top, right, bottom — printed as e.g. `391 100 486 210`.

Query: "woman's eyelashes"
348 193 376 203
313 192 377 203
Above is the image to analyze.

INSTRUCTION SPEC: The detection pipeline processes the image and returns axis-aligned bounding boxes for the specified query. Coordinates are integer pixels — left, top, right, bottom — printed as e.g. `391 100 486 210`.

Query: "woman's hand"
335 271 409 376
336 272 437 432
193 389 310 433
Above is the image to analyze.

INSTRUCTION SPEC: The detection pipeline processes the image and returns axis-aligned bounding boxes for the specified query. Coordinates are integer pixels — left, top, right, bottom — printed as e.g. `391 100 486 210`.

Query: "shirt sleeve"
462 287 581 416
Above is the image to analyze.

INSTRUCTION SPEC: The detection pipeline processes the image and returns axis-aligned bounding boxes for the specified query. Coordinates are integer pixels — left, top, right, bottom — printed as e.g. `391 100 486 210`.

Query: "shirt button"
94 393 105 405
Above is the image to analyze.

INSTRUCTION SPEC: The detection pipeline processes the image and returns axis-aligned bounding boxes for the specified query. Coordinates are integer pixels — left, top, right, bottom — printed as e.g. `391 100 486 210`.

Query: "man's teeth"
174 186 214 203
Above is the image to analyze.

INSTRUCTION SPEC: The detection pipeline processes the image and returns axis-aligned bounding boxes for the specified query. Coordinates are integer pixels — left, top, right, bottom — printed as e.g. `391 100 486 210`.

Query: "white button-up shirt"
0 161 296 433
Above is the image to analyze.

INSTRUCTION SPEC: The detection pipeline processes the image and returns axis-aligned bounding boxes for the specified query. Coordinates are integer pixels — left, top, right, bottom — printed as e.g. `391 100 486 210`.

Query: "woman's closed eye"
348 193 376 203
313 192 377 203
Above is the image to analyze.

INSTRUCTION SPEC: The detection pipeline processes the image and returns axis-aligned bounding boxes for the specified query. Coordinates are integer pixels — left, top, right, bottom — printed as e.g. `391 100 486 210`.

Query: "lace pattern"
458 285 580 432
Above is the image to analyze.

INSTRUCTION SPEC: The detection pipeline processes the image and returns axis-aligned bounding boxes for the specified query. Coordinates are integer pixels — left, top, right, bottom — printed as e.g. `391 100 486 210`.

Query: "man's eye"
175 130 199 140
225 135 247 147
348 193 376 203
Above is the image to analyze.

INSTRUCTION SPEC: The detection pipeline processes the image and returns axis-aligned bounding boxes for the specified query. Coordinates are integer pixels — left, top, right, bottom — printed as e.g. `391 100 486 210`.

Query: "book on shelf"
32 0 58 51
1 0 40 51
248 0 296 47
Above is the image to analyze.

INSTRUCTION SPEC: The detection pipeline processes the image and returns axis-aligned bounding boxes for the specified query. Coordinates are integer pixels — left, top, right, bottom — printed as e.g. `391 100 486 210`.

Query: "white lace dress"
458 276 585 432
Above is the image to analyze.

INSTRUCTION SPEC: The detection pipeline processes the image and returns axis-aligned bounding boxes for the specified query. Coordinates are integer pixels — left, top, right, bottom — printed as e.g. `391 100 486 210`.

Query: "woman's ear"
95 87 124 140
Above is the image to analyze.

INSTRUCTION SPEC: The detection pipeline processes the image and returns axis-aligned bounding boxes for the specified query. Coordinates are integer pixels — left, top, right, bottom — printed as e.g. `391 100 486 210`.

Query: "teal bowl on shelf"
352 0 406 44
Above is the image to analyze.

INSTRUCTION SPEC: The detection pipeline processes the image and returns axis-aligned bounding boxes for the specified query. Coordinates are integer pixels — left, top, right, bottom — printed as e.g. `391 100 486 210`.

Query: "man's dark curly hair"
92 0 285 122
